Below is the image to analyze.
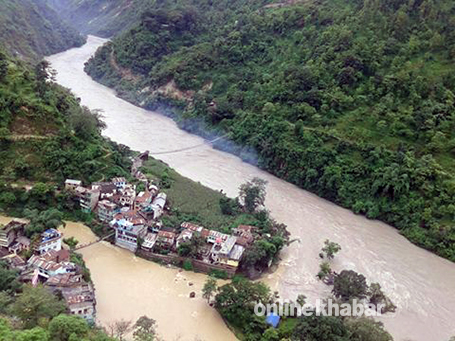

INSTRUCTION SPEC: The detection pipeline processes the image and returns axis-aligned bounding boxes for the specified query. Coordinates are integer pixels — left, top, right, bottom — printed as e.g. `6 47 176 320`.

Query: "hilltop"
83 0 455 261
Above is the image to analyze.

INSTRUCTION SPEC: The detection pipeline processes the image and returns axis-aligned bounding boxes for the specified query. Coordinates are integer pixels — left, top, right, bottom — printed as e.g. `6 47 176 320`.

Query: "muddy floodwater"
60 222 236 341
46 36 455 341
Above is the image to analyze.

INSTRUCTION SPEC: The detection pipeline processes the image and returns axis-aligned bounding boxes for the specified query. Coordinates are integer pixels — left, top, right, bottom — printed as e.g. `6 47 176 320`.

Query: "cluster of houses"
144 222 256 270
0 221 96 322
65 174 256 272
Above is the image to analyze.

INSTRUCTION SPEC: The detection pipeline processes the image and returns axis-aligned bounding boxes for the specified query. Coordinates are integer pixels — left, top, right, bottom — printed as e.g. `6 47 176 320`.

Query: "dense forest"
84 0 455 262
0 0 85 61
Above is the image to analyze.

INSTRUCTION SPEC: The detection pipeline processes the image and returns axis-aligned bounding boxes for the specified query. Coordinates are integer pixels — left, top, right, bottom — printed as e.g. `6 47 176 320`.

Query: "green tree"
368 283 396 314
219 197 240 215
177 234 205 258
239 177 268 213
296 294 307 307
263 327 279 341
24 209 64 237
48 314 90 341
332 270 368 302
0 319 49 341
133 316 157 341
0 261 21 293
0 192 16 206
317 262 332 281
63 237 79 250
11 285 66 328
202 276 217 303
0 291 13 314
345 317 393 341
0 60 7 81
215 277 270 331
321 240 341 260
292 314 349 341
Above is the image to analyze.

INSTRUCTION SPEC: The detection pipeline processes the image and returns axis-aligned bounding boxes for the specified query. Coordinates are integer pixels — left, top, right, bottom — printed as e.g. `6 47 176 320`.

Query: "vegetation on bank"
85 0 455 261
0 0 85 61
201 240 397 340
203 275 394 341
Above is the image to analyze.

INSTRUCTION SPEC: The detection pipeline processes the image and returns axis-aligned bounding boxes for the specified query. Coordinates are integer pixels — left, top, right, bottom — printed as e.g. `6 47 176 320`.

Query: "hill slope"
0 0 85 61
0 51 131 189
84 0 455 261
46 0 155 38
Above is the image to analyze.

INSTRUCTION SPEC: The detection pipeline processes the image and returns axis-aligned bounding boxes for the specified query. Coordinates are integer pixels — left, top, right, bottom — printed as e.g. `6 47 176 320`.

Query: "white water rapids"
47 36 455 341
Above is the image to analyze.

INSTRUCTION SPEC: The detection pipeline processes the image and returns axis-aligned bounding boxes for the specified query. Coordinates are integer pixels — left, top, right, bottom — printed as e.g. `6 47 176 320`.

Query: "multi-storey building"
36 229 62 254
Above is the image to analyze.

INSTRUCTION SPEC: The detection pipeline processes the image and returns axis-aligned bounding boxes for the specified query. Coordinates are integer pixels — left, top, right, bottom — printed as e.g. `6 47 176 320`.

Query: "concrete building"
28 252 76 278
112 177 127 189
75 186 100 213
134 191 153 210
36 229 62 254
61 282 96 322
65 179 82 191
92 182 117 200
176 229 193 248
8 236 30 254
118 185 136 207
207 230 229 244
111 212 147 252
97 200 118 223
148 192 167 219
141 233 158 252
0 220 26 249
157 230 176 248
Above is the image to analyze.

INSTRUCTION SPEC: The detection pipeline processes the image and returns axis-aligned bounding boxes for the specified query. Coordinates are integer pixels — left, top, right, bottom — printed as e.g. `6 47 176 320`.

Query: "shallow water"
46 36 455 341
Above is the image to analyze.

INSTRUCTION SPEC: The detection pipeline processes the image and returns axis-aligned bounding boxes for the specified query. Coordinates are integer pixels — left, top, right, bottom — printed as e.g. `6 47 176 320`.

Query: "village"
0 153 260 326
64 152 257 277
0 220 96 322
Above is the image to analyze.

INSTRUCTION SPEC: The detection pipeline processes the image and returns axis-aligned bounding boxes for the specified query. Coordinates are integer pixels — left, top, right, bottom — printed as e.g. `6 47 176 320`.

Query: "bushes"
182 259 193 271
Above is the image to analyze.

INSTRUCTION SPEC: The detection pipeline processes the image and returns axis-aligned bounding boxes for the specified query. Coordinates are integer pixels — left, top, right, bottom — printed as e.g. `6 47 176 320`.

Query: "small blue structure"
266 313 281 328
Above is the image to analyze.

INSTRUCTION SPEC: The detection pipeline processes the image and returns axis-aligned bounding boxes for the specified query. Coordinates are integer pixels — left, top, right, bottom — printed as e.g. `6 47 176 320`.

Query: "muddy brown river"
47 36 455 341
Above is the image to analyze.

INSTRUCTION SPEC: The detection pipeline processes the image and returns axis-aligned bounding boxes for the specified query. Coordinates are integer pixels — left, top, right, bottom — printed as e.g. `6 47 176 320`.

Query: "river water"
47 36 455 341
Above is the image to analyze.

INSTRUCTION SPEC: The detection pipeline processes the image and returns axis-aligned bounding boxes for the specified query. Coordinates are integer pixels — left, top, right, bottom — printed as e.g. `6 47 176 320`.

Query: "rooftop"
40 229 61 243
158 230 176 239
65 179 82 185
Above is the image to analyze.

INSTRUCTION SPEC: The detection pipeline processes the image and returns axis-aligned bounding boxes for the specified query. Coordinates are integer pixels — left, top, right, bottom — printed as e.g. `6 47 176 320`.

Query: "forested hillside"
0 0 85 61
46 0 155 38
85 0 455 261
0 50 131 191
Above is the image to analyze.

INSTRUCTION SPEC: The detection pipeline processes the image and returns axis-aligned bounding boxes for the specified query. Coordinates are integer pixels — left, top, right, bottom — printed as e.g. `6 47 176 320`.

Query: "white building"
112 177 127 189
36 229 62 254
65 179 82 191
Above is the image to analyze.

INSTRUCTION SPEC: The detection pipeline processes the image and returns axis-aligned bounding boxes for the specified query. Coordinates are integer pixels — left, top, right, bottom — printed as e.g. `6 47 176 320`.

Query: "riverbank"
47 36 455 341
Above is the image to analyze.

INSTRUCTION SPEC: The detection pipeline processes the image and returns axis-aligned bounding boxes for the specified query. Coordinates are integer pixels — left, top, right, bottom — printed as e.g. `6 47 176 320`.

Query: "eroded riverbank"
46 36 455 341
